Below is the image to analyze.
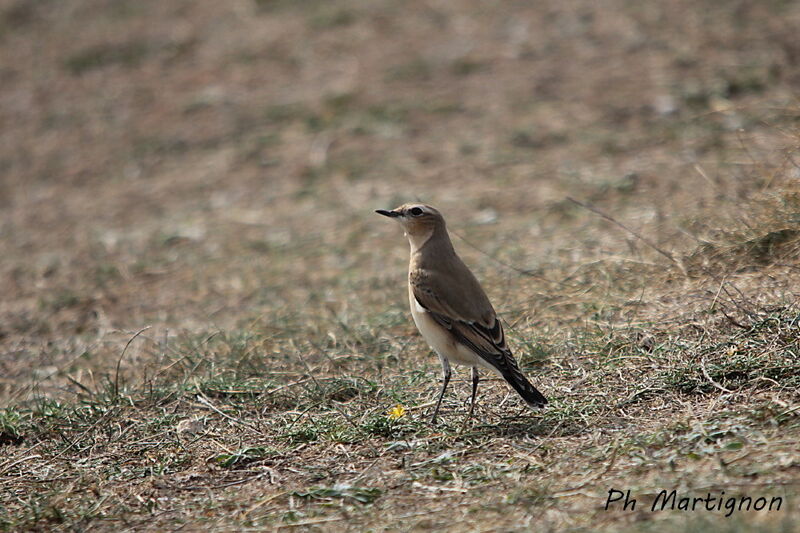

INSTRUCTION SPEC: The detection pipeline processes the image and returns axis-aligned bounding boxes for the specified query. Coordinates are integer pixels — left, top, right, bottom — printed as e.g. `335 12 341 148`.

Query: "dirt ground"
1 0 800 531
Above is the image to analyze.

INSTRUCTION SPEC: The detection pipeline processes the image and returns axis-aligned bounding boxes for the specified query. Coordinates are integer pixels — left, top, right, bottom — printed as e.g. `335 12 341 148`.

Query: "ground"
1 0 800 531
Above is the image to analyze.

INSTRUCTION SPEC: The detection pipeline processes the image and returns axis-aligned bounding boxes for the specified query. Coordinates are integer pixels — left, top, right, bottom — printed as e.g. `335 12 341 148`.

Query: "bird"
376 203 547 423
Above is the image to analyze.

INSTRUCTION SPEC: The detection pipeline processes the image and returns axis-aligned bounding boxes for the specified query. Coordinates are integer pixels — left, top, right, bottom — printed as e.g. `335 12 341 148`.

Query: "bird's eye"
409 207 424 217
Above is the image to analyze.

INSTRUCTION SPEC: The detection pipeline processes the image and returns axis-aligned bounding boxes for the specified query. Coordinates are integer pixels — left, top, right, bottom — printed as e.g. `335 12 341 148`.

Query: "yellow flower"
387 404 406 421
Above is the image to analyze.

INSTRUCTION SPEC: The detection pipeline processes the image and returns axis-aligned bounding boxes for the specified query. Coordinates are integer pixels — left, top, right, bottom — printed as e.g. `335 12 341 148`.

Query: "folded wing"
411 271 547 407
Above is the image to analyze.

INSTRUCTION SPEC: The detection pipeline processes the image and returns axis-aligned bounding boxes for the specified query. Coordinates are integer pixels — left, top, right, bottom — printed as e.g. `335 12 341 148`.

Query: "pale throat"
405 226 434 252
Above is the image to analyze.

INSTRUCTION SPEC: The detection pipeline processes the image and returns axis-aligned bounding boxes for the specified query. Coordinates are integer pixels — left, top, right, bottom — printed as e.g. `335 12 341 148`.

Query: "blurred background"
1 0 799 399
2 2 800 530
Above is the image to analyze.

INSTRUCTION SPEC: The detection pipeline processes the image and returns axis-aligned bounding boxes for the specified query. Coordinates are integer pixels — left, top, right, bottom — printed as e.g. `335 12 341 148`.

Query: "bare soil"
1 1 799 531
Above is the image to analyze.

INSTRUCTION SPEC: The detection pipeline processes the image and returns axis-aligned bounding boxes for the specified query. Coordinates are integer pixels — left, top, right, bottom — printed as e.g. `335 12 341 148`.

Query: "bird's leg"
467 366 479 420
430 357 451 424
458 367 480 434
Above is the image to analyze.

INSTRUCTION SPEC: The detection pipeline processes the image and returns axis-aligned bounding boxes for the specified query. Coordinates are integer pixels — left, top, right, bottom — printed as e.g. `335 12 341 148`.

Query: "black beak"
375 209 400 218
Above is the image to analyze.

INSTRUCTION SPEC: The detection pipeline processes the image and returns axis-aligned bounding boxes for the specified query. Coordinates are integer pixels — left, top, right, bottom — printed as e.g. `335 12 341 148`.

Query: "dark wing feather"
411 280 547 407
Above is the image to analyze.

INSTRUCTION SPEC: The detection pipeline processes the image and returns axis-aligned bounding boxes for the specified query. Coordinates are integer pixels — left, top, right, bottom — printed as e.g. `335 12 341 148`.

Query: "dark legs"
458 367 480 433
467 366 479 420
430 361 480 425
430 357 451 424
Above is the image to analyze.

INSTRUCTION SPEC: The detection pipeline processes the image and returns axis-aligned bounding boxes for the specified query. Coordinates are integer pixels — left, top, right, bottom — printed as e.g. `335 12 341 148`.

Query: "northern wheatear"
376 203 547 422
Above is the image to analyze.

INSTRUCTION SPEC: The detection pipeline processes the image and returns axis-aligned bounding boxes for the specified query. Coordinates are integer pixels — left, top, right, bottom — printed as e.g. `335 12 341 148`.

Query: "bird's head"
375 203 445 240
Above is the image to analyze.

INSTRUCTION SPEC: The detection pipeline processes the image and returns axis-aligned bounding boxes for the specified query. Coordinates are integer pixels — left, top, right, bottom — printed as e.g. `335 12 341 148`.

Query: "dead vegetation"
1 0 800 531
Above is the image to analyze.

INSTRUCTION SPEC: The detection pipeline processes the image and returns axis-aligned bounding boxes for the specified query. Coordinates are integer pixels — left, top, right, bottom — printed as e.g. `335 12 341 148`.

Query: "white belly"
408 286 498 372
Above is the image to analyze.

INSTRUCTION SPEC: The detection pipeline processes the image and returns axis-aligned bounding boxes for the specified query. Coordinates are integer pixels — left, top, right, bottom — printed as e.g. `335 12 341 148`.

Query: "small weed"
65 41 150 75
385 58 433 82
450 58 486 77
0 407 23 445
40 288 81 312
292 484 382 504
308 7 355 29
301 377 376 406
212 447 277 469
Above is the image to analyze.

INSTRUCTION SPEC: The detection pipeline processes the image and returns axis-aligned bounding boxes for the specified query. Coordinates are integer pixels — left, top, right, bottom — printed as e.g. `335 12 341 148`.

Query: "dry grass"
1 0 800 531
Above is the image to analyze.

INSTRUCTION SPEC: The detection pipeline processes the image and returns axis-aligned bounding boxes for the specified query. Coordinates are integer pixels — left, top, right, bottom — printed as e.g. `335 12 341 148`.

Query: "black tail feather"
504 371 547 408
